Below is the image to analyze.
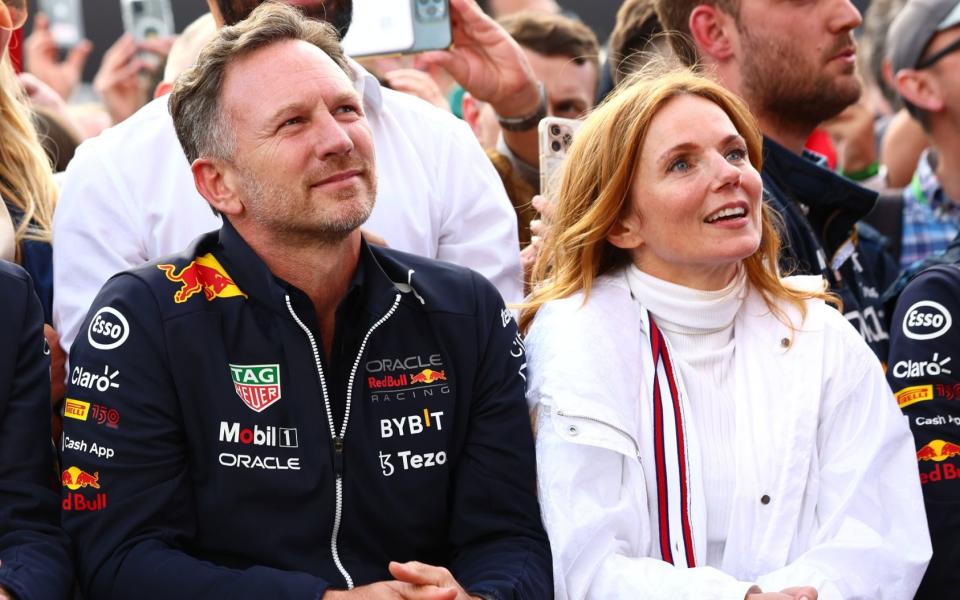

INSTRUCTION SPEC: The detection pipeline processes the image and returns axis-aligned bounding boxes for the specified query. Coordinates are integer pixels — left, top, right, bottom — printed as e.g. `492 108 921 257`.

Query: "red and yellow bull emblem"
917 439 960 462
410 369 446 384
157 254 247 304
61 466 101 490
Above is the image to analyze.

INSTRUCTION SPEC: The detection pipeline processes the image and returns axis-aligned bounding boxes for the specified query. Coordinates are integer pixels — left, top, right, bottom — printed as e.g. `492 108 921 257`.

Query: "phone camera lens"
551 141 562 152
549 125 561 136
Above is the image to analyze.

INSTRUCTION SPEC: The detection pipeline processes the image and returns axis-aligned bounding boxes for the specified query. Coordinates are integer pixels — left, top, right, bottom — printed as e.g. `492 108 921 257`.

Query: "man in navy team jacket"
60 4 551 600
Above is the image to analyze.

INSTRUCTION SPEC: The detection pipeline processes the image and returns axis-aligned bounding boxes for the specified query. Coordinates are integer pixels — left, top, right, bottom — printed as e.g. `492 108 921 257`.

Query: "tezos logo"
892 353 952 379
903 301 952 340
71 365 120 392
87 307 130 350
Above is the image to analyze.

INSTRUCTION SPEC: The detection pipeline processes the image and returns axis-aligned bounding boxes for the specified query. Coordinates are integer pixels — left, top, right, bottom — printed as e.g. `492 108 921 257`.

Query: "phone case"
39 0 84 48
342 0 416 57
120 0 175 41
538 117 583 200
408 0 451 54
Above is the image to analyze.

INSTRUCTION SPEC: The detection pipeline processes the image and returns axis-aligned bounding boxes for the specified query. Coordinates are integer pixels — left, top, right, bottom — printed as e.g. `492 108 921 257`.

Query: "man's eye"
337 105 359 115
281 117 304 128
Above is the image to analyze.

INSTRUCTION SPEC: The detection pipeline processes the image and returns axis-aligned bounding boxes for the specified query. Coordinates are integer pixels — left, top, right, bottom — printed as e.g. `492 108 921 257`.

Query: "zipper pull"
332 436 345 476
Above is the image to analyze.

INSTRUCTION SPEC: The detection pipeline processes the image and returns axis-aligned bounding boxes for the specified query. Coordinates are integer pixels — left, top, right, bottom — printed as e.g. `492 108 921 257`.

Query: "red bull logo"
61 466 100 490
916 439 960 462
157 253 247 304
410 369 446 384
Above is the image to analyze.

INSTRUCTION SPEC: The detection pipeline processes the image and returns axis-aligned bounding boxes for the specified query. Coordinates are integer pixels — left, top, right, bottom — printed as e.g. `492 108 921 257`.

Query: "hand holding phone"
538 116 583 203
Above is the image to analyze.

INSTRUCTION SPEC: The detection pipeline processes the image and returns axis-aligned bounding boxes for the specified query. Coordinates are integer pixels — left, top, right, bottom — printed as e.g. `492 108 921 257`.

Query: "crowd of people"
1 0 958 598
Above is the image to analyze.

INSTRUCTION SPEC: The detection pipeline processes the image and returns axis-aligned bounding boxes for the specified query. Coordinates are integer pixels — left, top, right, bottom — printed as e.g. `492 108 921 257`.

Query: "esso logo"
87 307 130 350
903 301 952 340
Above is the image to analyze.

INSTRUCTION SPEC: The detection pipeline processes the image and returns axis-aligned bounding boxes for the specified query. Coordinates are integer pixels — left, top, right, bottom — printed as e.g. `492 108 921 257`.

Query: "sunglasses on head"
918 35 960 69
0 0 27 31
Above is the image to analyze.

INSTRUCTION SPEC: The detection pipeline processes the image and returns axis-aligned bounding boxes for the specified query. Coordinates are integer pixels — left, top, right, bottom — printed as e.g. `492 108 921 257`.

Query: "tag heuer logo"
229 364 281 412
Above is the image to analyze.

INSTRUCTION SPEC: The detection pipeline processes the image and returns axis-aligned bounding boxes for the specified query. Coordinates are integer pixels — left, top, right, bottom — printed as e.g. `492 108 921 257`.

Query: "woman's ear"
607 209 644 251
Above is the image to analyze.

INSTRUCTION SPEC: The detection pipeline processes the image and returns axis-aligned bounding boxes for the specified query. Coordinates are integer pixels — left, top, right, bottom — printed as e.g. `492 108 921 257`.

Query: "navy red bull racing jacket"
60 222 552 600
0 261 72 600
886 242 960 600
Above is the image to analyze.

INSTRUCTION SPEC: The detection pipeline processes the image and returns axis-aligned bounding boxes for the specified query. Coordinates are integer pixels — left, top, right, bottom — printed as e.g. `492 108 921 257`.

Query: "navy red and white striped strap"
648 314 697 568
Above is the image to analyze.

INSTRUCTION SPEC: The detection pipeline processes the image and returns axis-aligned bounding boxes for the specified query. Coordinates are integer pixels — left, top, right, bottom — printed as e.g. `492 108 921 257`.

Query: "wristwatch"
497 83 547 132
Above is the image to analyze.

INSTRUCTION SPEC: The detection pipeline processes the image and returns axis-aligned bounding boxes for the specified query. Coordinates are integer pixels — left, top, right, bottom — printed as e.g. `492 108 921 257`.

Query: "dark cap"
888 0 960 72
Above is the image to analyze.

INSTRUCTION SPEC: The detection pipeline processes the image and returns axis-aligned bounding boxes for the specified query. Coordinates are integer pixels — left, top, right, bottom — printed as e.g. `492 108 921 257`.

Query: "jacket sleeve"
884 265 960 596
434 118 523 306
51 145 147 354
61 274 329 600
446 273 552 600
754 313 931 599
0 263 73 600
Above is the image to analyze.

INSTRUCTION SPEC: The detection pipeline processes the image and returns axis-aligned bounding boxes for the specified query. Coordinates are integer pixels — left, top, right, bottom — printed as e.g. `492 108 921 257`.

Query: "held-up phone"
342 0 415 58
538 116 583 201
120 0 175 42
408 0 452 53
38 0 84 49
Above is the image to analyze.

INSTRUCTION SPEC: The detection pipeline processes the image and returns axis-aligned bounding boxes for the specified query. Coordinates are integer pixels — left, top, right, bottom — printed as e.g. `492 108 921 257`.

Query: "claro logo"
87 307 130 350
902 301 952 340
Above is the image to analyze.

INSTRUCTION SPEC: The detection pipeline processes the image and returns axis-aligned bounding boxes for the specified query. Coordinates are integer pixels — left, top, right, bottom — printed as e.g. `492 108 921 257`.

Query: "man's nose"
313 113 355 159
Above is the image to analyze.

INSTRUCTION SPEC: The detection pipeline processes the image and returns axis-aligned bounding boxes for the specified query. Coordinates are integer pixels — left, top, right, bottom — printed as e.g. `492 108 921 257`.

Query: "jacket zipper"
554 409 642 460
285 292 402 589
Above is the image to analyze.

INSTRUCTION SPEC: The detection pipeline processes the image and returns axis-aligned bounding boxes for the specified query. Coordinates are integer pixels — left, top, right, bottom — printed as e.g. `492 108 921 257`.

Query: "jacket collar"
215 220 413 317
762 137 878 235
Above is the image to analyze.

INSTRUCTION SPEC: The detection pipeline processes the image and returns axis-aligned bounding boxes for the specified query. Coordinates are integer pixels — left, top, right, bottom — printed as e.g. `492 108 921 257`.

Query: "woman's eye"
668 158 690 173
726 148 747 162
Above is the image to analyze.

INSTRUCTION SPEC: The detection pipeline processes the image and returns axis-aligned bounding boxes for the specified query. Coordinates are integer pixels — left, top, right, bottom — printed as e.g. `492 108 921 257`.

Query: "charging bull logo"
410 369 446 384
61 466 101 490
157 254 247 304
917 439 960 462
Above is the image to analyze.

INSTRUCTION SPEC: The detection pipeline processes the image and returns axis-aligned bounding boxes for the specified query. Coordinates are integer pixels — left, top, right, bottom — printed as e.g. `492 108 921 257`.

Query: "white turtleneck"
625 264 747 568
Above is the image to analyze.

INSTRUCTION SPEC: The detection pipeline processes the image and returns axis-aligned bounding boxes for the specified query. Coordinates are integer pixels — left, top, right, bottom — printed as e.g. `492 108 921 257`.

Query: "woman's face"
613 94 763 290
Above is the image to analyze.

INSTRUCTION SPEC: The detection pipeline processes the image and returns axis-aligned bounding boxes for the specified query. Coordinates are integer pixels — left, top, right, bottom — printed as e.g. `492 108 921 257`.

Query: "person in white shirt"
520 68 931 600
53 0 524 353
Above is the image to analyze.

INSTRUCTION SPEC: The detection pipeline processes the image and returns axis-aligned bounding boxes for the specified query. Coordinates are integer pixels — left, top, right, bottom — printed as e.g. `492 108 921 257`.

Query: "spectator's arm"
416 0 542 167
53 144 146 354
446 274 552 599
0 265 72 600
433 117 523 304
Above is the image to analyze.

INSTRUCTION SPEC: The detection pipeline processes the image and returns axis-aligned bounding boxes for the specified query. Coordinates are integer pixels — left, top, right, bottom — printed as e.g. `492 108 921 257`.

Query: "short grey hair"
169 1 351 164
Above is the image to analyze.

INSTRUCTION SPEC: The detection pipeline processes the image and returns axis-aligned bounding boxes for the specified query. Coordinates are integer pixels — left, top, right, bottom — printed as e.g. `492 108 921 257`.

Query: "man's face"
220 39 376 245
923 25 960 118
218 0 353 35
733 0 863 127
523 49 597 119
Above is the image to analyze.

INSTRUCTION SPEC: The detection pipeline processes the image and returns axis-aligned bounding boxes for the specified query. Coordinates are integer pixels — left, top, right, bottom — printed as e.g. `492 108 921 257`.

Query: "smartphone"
39 0 84 49
342 0 415 58
119 0 175 42
408 0 451 53
538 116 583 201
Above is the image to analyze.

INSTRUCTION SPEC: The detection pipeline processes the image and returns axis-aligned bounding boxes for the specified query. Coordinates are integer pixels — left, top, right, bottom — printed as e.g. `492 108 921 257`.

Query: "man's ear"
895 69 945 114
689 4 737 62
192 158 244 217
